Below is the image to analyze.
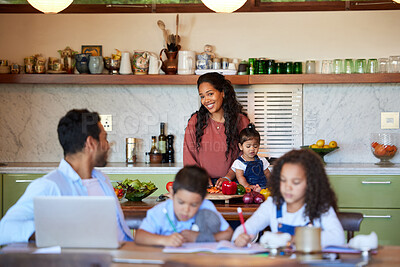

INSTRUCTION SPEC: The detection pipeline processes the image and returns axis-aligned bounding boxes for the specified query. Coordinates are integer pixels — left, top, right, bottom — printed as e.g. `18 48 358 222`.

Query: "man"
0 109 133 245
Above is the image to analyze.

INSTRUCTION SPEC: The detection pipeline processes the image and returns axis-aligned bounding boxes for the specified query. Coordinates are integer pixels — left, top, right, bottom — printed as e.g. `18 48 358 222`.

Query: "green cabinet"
329 175 400 245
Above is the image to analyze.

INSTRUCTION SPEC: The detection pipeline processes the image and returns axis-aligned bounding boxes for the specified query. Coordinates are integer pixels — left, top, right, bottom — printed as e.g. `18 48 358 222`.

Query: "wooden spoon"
157 20 168 47
175 14 179 45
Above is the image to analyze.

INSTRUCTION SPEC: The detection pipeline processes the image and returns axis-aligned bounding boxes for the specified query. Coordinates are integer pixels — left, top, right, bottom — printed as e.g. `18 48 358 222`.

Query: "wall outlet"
381 112 399 129
100 115 112 132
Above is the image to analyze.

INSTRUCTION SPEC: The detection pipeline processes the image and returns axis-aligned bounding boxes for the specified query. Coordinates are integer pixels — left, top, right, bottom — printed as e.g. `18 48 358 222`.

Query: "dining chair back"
337 212 364 242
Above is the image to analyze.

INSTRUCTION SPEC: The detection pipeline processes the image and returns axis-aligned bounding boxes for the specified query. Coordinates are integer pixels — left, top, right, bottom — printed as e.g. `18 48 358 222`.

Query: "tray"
206 193 243 204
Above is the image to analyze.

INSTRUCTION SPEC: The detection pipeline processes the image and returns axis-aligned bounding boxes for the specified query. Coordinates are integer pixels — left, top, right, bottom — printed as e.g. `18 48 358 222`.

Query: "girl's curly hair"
270 149 338 223
191 72 248 159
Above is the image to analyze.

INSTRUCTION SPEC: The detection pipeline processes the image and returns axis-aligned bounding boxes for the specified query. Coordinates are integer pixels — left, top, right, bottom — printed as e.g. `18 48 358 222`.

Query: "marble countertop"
0 162 399 176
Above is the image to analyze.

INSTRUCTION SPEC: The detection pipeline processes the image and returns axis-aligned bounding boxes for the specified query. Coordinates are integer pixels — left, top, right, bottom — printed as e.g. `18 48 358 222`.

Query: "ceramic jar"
88 56 104 74
132 51 150 75
75 53 91 74
160 48 180 75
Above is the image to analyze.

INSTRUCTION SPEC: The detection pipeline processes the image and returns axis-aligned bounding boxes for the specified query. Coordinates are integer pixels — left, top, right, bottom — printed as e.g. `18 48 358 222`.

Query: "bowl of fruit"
114 178 157 201
370 133 398 166
301 139 339 163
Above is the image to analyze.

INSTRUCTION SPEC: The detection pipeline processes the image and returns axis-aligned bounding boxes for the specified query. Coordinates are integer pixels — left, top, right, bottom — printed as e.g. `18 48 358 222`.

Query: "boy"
135 165 233 247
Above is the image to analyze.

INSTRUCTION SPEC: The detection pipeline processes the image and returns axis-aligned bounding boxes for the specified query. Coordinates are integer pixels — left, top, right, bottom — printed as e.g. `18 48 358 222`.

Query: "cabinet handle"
15 180 34 183
363 215 392 219
361 181 391 184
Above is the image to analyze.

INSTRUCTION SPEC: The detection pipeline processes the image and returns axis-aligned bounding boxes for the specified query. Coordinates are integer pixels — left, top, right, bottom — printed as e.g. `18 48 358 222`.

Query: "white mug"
148 53 162 75
119 52 133 75
178 51 196 75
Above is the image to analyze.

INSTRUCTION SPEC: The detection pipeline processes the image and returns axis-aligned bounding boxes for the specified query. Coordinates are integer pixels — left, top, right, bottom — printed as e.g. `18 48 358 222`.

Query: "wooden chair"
0 253 112 267
337 212 364 242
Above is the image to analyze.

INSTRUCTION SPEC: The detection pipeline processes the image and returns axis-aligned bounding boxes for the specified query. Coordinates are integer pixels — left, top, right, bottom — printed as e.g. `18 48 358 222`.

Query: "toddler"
232 149 345 248
135 165 233 247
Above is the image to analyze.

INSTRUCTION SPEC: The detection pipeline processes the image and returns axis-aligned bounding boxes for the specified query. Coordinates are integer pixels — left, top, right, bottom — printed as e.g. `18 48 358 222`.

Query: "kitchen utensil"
370 133 398 166
157 20 168 48
176 14 179 45
300 146 339 164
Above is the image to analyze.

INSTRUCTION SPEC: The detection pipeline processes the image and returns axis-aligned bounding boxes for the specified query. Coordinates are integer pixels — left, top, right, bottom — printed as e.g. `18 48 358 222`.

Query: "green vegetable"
236 184 246 195
117 178 158 201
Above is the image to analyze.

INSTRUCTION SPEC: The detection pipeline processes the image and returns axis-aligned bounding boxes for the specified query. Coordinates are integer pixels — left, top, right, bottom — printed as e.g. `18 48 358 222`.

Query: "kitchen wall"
0 11 399 163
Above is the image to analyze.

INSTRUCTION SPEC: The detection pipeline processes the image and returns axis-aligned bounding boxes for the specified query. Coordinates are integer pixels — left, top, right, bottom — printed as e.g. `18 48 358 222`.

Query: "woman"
183 72 249 186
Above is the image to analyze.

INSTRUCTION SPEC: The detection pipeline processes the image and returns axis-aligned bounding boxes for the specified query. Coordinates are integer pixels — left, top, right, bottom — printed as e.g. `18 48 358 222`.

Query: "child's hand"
251 184 261 192
234 233 253 247
163 232 185 247
180 230 199 242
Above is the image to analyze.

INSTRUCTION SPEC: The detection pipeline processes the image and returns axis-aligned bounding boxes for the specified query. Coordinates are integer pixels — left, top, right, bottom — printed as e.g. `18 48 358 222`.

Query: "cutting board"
206 194 243 204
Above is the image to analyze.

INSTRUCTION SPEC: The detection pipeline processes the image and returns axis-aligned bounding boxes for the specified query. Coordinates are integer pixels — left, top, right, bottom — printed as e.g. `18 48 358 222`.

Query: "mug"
148 53 162 75
119 52 133 75
88 56 104 74
196 54 212 70
10 64 20 74
132 51 150 75
177 51 195 75
306 60 316 74
295 226 321 253
25 64 34 74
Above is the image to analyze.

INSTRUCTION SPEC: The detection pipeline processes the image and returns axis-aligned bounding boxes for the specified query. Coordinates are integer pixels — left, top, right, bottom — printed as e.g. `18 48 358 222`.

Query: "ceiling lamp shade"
201 0 247 13
394 0 400 3
27 0 73 14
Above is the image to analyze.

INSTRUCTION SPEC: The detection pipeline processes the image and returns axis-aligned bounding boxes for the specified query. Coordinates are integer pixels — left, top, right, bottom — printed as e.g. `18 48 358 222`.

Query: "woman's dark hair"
239 123 260 145
57 109 100 156
172 165 209 199
192 72 248 159
270 149 338 223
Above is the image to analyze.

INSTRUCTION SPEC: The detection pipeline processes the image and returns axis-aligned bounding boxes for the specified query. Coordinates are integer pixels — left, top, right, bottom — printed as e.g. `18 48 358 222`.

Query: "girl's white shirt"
231 197 345 248
231 155 270 171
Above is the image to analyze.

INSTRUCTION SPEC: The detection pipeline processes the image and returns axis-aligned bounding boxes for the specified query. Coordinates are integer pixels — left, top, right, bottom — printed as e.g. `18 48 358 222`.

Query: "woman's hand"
234 233 254 247
215 177 230 189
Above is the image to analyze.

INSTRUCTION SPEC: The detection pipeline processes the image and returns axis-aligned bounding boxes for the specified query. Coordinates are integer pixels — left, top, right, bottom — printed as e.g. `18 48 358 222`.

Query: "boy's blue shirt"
139 198 229 235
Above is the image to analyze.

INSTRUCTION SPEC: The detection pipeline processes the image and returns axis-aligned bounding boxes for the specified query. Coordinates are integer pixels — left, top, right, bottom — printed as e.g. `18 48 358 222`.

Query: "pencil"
163 208 177 232
237 207 247 234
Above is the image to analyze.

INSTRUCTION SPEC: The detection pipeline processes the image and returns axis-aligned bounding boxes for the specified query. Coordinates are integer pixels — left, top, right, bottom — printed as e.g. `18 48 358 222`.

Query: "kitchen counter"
0 162 399 175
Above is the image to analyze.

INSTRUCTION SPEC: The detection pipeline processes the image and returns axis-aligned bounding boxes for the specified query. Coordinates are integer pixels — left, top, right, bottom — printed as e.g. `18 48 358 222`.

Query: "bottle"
158 122 167 163
150 136 157 154
167 135 175 163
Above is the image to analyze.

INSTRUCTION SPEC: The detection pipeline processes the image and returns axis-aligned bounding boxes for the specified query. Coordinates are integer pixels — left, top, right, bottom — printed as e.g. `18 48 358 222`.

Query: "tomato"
166 181 174 193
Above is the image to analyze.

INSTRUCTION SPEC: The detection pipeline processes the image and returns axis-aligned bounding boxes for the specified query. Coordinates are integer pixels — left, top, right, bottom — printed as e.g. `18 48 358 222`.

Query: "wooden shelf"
0 73 400 85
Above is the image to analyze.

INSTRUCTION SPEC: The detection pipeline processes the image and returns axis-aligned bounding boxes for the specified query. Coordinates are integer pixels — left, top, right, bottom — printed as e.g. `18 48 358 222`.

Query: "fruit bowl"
300 146 339 163
124 188 158 202
370 133 398 166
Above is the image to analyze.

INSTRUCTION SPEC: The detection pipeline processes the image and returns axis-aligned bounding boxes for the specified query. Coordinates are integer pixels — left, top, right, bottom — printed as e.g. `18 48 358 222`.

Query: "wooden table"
121 196 259 223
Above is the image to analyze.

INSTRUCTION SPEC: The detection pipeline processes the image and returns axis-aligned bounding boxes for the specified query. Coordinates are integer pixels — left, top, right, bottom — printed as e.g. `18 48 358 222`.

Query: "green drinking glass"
294 62 302 74
344 59 354 74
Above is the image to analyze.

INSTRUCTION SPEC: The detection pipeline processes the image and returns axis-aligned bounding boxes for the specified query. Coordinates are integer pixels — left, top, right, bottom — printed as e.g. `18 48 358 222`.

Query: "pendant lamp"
394 0 400 3
201 0 247 13
27 0 73 14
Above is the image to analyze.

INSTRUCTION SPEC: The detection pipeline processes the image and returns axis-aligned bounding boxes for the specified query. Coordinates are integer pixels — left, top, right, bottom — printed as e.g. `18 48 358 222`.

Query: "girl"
230 123 271 192
232 149 345 248
183 72 249 186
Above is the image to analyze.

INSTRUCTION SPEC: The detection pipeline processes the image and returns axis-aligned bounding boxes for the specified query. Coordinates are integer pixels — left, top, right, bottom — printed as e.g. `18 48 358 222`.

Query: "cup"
266 60 275 74
119 52 133 75
333 59 344 74
109 59 120 75
177 50 196 75
228 62 236 70
305 60 316 74
24 57 34 65
47 57 59 71
321 60 333 74
0 59 8 66
132 51 150 75
275 62 285 74
148 53 162 75
34 64 46 74
88 56 104 74
222 58 229 70
295 226 321 253
344 59 354 74
366 59 378 74
355 59 366 74
293 62 302 74
237 62 248 75
285 62 293 74
25 64 34 74
53 62 62 72
378 58 389 73
389 55 400 73
213 58 221 70
10 63 20 74
196 54 212 70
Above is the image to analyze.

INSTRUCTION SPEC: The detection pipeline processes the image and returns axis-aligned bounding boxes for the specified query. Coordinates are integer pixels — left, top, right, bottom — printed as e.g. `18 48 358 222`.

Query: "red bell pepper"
222 181 237 195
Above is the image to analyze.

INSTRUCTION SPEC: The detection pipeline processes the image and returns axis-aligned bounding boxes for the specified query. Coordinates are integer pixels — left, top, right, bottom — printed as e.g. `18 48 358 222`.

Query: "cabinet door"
107 174 175 195
339 208 400 246
329 175 400 208
2 174 43 216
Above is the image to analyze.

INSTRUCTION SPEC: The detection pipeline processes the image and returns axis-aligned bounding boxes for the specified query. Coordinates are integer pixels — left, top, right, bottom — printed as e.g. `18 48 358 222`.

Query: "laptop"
34 196 120 249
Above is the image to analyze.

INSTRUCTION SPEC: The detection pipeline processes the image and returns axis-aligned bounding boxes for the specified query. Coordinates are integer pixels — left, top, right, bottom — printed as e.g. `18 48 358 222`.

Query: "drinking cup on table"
366 59 378 74
378 58 389 73
306 60 316 74
333 59 344 74
389 56 400 73
344 59 354 74
355 59 366 74
321 60 333 74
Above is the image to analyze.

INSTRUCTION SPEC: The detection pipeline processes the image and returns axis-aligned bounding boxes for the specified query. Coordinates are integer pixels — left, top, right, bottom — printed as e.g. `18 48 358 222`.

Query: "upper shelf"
0 73 400 85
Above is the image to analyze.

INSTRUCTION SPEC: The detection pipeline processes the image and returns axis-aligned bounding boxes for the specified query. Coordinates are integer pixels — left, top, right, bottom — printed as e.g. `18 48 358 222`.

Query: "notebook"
34 196 120 249
163 240 268 254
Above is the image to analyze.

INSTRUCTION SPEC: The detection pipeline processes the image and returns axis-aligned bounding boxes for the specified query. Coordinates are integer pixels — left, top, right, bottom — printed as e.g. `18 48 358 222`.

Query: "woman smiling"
183 72 250 186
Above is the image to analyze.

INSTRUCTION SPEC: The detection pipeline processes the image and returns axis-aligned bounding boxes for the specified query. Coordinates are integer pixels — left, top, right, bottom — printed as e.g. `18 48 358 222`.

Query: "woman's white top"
231 197 345 248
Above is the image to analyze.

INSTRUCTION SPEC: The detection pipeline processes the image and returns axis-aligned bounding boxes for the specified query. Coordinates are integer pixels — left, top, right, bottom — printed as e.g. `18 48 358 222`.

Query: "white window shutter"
235 85 303 158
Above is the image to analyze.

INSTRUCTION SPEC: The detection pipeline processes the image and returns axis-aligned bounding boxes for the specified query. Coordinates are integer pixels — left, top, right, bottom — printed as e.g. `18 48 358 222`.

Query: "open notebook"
34 196 120 249
163 240 268 254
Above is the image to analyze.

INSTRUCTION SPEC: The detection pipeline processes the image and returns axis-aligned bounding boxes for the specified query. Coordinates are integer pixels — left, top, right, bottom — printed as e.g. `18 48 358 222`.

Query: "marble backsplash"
0 83 399 164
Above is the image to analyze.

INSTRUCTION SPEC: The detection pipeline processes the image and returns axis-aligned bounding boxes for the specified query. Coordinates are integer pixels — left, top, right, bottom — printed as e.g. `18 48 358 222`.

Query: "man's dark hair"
57 109 100 156
172 165 209 199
